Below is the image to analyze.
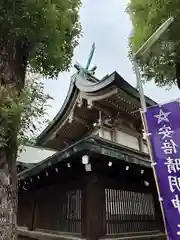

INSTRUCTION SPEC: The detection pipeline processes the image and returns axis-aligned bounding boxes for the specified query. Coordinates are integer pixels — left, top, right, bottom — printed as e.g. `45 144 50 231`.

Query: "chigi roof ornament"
74 42 99 89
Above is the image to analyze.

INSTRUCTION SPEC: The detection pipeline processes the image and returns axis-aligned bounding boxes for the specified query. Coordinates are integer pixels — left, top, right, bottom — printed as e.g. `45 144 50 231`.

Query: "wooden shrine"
17 48 166 240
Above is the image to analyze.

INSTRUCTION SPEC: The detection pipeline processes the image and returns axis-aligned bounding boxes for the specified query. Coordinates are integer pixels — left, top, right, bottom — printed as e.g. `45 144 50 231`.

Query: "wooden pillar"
29 200 37 231
84 174 105 240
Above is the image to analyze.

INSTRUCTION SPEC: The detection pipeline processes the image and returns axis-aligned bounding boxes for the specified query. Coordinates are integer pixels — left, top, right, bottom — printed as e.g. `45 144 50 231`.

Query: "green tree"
0 75 52 239
0 75 51 150
126 0 180 88
0 0 81 238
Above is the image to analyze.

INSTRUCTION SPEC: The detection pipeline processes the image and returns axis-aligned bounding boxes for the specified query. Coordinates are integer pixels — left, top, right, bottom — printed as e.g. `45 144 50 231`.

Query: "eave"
18 135 151 182
36 77 78 146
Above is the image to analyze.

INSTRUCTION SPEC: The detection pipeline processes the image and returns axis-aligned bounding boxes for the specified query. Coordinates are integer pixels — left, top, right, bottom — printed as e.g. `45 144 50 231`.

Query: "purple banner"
146 101 180 240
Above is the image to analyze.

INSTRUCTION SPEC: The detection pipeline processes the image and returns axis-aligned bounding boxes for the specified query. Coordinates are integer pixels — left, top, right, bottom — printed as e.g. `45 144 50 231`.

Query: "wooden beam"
18 228 83 240
74 116 91 129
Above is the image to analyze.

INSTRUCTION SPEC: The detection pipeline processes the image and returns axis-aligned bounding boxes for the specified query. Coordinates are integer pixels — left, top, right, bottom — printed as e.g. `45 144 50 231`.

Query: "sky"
43 0 180 121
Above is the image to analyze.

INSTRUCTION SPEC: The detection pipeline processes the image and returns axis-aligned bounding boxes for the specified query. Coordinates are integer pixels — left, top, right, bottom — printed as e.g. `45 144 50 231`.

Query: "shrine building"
17 68 165 240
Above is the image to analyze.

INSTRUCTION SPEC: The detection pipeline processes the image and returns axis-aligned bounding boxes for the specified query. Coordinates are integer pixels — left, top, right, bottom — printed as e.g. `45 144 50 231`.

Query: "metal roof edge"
74 71 116 92
36 79 77 145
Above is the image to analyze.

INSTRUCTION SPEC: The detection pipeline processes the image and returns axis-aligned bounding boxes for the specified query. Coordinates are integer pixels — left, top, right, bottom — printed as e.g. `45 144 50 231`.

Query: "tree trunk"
0 41 29 239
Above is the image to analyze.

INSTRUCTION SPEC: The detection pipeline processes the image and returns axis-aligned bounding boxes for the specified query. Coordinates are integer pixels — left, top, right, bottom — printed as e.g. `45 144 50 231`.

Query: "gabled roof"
36 71 156 149
74 71 154 105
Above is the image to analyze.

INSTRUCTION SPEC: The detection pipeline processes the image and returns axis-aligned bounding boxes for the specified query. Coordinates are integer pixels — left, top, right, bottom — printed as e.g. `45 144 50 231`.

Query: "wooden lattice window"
105 188 157 234
65 189 82 233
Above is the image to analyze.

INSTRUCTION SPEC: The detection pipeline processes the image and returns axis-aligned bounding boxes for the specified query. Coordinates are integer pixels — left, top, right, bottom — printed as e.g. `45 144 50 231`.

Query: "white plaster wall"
92 126 142 151
102 129 112 141
115 130 139 150
92 127 112 140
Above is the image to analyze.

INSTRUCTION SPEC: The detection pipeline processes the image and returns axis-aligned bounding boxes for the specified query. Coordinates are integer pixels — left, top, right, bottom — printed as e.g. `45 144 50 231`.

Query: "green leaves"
0 0 81 157
0 0 81 78
0 74 52 151
127 0 180 87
